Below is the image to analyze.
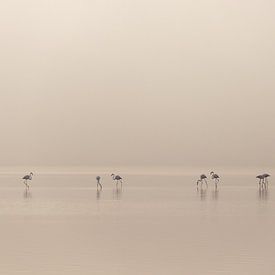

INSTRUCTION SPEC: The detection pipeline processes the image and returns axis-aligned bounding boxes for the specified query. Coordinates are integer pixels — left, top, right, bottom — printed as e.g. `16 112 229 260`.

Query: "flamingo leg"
197 180 201 188
96 189 101 200
265 178 269 189
197 180 201 187
97 183 102 190
24 180 28 189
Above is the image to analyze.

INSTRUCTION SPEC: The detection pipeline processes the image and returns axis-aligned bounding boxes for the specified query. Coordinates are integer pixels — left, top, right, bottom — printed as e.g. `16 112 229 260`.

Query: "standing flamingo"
256 174 265 189
210 171 220 189
197 174 208 188
257 173 270 189
111 174 123 187
262 173 270 187
96 176 102 190
22 172 33 189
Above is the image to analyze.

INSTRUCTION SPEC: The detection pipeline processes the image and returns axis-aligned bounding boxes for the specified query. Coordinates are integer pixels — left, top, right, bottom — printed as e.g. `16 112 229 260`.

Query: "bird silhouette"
263 173 270 187
256 174 265 189
257 173 270 189
22 172 33 189
197 174 208 188
210 171 220 189
111 174 123 187
96 176 102 190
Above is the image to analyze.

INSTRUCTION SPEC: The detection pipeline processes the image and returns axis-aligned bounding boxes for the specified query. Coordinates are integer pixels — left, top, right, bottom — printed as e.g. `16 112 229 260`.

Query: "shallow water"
0 174 274 274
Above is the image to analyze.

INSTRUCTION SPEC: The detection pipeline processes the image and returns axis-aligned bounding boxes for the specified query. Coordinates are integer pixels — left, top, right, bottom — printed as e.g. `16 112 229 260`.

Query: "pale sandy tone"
0 0 275 168
0 173 274 274
1 1 274 274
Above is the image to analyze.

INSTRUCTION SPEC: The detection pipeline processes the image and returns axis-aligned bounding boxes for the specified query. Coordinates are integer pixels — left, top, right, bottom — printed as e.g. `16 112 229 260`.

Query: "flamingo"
263 173 270 187
197 174 208 188
210 171 220 189
256 174 265 189
111 174 123 187
22 172 33 189
96 176 102 190
257 173 270 189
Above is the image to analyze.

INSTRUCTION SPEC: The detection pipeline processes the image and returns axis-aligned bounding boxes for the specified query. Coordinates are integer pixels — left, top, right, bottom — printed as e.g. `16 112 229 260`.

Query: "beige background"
0 0 274 167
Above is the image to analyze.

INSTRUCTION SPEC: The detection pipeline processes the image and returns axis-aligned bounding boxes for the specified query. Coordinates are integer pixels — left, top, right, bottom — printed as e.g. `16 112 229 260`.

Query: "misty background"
0 0 274 167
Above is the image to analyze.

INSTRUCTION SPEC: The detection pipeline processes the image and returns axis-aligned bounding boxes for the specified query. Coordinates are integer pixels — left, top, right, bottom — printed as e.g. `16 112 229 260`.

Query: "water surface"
0 174 274 274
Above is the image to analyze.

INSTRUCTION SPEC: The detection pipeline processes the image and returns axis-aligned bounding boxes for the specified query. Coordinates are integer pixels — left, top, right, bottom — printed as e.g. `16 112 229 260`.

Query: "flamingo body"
96 176 102 190
197 174 208 187
257 173 270 189
22 172 33 189
210 171 220 189
111 174 123 187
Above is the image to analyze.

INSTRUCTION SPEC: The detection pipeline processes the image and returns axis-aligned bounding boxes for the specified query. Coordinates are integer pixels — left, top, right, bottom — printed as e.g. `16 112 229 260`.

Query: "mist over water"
1 0 275 168
1 0 275 274
0 173 274 274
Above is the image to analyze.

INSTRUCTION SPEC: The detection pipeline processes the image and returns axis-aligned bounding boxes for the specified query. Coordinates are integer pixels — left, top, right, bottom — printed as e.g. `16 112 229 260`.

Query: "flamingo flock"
197 171 220 189
21 172 124 190
21 171 271 192
196 171 271 190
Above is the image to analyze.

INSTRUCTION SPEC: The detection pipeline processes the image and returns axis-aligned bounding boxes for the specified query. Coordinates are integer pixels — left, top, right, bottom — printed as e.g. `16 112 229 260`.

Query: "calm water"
0 173 274 274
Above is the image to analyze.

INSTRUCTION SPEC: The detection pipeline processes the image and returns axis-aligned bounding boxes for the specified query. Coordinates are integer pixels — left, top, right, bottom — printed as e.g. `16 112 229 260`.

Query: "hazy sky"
0 0 275 167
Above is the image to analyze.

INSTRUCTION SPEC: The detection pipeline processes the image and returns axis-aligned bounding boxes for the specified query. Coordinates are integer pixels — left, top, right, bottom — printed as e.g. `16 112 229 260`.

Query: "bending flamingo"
111 174 123 187
197 174 208 188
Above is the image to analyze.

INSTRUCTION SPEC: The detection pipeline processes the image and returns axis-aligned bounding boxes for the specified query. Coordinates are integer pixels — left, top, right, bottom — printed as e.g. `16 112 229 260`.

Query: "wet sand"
0 173 274 274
